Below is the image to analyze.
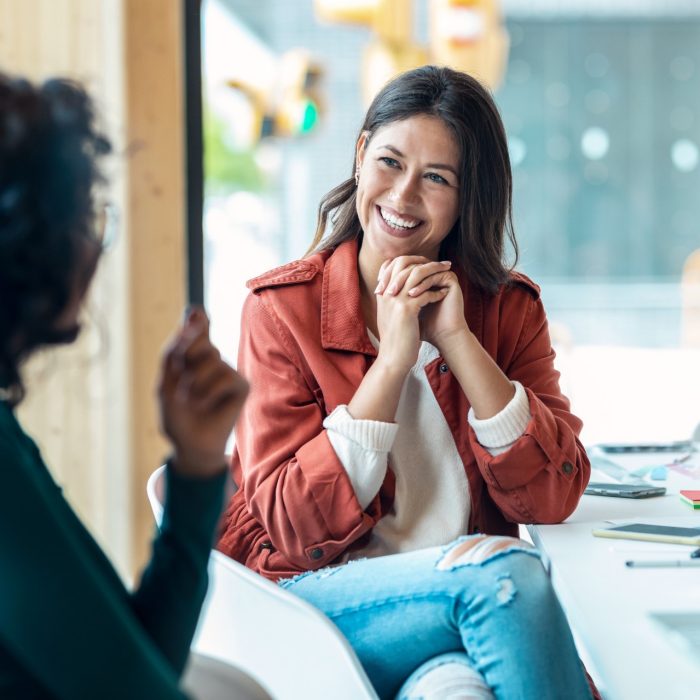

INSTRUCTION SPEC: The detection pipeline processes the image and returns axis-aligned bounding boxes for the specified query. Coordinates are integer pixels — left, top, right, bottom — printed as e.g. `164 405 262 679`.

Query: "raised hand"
158 306 248 478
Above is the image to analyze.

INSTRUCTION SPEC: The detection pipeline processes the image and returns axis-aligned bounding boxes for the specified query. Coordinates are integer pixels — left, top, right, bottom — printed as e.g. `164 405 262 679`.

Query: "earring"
354 167 360 186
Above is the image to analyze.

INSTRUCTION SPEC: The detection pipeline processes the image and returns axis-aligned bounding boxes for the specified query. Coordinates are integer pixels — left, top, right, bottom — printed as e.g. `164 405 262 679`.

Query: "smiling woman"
355 115 460 265
217 65 599 700
308 65 517 295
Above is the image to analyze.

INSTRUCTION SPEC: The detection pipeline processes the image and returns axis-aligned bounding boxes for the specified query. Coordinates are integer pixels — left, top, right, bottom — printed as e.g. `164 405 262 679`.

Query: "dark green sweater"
0 400 226 699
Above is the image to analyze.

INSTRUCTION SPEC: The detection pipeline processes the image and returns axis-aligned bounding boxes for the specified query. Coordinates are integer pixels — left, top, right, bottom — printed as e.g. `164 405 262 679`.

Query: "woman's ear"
355 130 370 171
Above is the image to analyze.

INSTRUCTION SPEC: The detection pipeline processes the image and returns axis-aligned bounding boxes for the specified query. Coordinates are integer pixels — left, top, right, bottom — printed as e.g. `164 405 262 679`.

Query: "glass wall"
201 0 700 445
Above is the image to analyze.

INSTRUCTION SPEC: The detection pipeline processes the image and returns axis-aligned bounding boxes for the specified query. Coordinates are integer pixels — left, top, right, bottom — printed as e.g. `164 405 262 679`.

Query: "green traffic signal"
300 100 319 133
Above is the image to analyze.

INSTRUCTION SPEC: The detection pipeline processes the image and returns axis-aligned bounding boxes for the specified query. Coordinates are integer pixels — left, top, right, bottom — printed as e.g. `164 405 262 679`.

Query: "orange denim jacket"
217 239 591 582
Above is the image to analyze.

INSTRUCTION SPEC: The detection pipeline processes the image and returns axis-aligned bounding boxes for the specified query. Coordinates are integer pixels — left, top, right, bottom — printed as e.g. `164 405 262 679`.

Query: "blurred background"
1 0 699 578
201 0 700 447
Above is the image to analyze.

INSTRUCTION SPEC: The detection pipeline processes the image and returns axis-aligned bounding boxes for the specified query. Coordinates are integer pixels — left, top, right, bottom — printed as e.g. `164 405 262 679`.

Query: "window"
201 0 700 445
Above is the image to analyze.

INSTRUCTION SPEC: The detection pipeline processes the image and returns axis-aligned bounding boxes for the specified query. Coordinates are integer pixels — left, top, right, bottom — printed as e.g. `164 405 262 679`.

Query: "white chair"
147 465 378 700
183 652 271 700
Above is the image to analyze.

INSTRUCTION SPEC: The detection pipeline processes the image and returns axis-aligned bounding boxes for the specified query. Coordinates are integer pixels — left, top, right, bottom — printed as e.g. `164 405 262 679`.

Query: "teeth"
380 207 420 230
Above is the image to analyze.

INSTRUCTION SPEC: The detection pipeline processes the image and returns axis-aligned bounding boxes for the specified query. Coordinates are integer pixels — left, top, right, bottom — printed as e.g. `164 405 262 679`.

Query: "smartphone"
595 441 692 454
584 482 666 499
592 523 700 546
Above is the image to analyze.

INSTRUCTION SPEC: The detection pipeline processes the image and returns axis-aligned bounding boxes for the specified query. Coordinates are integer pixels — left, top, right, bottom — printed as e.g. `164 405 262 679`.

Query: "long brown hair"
308 65 518 294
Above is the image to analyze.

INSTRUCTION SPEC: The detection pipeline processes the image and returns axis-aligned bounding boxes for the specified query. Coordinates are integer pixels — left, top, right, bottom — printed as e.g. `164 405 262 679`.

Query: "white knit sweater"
323 336 531 559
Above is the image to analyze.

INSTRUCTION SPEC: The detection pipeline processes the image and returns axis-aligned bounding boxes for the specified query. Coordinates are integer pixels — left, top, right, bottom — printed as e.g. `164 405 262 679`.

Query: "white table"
527 452 700 700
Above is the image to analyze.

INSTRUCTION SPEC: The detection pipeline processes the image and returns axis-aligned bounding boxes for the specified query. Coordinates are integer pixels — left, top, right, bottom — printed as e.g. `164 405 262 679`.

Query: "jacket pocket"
257 546 306 582
217 489 264 564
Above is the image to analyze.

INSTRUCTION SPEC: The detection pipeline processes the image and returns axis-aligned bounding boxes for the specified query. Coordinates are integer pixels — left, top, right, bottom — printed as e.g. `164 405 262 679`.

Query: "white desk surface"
527 452 700 700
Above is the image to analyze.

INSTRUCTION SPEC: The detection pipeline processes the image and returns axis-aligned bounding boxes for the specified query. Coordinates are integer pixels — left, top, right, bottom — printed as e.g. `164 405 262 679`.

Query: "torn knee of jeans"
495 574 516 606
397 653 495 700
435 536 533 570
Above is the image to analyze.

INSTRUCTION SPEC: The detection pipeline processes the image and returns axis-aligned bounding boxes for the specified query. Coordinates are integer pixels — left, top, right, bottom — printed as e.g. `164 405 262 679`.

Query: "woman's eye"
379 156 400 168
426 172 449 185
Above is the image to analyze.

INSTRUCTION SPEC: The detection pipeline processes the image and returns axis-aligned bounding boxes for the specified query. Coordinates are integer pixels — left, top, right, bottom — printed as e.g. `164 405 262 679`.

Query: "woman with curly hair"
0 74 259 699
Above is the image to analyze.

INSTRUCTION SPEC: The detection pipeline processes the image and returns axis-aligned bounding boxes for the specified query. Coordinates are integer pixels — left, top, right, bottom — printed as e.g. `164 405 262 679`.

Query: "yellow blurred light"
361 41 429 106
314 0 377 25
429 0 508 90
315 0 411 45
315 0 508 102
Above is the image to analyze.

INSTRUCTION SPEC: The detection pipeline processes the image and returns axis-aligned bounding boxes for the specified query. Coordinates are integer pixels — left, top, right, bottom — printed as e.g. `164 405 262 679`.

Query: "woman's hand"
377 257 515 421
158 306 248 478
374 256 451 373
376 256 468 356
411 267 469 353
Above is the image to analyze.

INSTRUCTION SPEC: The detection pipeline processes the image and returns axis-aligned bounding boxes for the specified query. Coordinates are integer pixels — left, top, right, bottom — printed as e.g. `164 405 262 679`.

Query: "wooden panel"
123 0 187 571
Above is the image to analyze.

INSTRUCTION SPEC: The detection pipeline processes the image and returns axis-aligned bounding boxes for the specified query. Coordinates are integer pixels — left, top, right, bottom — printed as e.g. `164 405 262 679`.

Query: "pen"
625 559 700 568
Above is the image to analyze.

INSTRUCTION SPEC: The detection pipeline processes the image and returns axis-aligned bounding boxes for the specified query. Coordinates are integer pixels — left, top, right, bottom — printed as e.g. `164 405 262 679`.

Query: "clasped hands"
373 255 470 373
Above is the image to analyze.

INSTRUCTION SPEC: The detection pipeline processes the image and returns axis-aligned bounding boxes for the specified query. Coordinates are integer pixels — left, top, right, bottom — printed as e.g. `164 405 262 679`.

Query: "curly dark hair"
0 74 111 404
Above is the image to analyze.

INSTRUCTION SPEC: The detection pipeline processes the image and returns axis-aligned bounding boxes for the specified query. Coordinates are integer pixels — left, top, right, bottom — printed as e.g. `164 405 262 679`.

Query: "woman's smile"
375 204 424 238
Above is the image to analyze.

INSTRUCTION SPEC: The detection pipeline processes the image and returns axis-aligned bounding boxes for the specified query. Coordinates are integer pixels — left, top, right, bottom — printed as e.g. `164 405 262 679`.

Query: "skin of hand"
376 255 468 352
158 306 248 478
377 256 515 419
373 255 451 375
347 256 449 422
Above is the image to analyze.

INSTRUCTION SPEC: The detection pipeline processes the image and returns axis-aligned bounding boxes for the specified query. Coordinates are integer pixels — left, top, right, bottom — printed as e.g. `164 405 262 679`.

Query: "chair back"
147 466 378 700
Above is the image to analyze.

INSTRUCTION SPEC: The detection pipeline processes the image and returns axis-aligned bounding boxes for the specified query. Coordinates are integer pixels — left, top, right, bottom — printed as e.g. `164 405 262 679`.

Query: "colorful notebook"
679 490 700 509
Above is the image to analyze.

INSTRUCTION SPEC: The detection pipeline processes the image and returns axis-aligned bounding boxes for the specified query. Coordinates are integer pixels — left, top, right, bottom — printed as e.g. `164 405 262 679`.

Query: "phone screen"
596 441 692 453
584 482 666 498
611 524 700 538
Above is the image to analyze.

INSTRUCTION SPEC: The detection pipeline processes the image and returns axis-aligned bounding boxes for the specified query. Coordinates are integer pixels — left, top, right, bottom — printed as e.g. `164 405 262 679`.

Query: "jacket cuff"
467 381 531 454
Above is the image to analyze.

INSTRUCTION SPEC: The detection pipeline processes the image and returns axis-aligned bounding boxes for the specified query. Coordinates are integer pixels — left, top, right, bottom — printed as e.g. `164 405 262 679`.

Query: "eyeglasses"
94 202 119 250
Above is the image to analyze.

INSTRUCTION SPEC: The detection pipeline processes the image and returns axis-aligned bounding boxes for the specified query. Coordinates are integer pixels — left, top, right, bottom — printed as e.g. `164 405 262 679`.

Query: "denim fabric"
396 651 493 699
279 536 592 700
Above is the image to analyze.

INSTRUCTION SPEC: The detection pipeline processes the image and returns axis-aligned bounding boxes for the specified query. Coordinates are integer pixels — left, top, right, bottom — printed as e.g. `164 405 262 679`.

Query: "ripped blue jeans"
278 535 592 700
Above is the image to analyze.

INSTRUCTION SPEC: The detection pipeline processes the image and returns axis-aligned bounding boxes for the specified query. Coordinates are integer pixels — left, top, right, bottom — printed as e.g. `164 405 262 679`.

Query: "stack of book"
679 490 700 509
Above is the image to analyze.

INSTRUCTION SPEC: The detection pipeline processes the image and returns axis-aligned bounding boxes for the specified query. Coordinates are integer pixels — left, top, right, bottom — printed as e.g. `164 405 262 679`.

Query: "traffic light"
315 0 509 103
315 0 424 105
275 49 323 137
429 0 509 90
314 0 411 45
227 49 324 142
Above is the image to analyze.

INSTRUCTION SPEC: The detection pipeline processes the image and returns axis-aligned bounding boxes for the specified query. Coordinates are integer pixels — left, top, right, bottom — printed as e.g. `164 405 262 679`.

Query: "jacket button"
259 541 272 551
310 547 324 560
562 461 574 475
439 363 449 374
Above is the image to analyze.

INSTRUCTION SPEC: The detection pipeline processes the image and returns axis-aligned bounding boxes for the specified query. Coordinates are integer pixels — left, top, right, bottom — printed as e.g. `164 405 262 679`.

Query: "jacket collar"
321 238 377 356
